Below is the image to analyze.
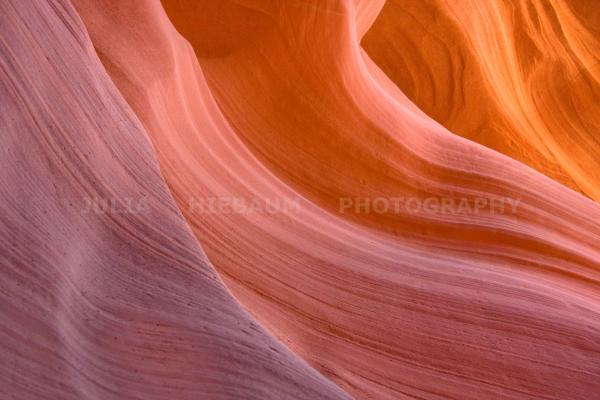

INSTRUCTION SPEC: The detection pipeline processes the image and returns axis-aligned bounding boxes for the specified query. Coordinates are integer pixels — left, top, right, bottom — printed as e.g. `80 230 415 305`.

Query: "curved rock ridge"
67 0 600 399
3 0 600 399
0 1 352 399
362 0 600 201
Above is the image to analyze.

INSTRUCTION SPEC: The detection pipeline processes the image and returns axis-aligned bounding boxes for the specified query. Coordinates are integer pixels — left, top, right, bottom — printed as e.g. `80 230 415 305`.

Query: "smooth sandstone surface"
74 0 600 399
0 1 351 399
2 0 600 399
362 0 600 201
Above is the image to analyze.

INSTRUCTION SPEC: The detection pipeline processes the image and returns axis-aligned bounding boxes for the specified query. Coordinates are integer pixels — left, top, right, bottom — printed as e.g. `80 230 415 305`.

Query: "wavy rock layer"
362 0 600 201
3 0 600 399
68 0 600 399
0 1 352 399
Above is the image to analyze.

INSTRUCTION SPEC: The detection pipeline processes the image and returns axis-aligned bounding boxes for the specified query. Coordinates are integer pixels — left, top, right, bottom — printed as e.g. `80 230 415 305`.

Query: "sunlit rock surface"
1 1 599 399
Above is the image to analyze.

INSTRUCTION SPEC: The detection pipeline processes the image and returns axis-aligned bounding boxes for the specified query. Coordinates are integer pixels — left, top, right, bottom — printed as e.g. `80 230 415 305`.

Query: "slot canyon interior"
1 1 599 399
